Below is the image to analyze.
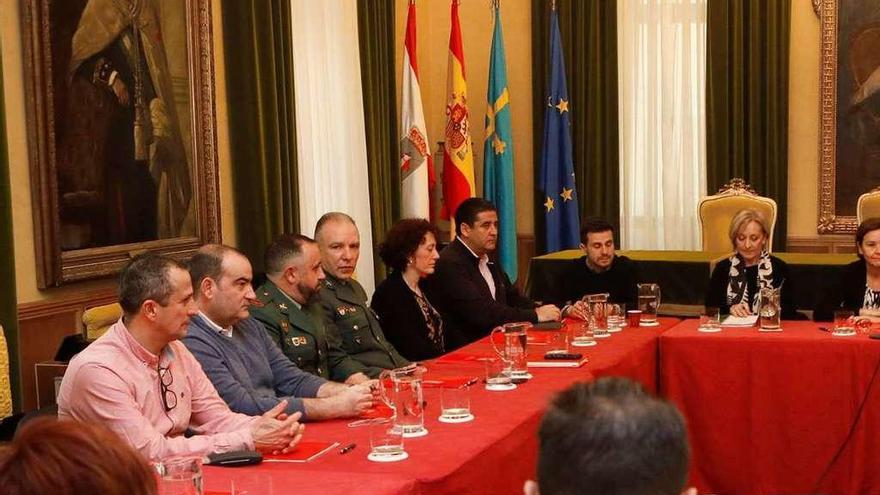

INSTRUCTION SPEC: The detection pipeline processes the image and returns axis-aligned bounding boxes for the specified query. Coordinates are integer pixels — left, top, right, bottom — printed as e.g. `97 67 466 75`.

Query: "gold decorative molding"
812 0 822 18
816 0 861 235
20 0 221 287
717 178 758 196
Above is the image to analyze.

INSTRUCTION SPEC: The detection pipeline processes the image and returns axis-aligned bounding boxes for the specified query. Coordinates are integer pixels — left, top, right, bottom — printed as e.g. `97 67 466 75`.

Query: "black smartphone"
532 321 563 330
870 333 880 340
544 352 583 360
205 450 263 466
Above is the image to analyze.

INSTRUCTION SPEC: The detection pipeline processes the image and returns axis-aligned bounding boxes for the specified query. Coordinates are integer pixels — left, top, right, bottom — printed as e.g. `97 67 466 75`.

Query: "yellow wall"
395 0 535 235
787 0 821 238
1 0 236 303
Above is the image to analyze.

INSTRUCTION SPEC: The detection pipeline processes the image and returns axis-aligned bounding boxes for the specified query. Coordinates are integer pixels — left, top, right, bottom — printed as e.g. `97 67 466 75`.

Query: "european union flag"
539 7 580 253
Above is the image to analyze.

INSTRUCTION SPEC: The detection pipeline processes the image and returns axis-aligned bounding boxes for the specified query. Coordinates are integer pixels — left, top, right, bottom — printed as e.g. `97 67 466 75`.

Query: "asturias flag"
442 0 476 224
483 3 517 281
399 0 434 219
539 7 580 253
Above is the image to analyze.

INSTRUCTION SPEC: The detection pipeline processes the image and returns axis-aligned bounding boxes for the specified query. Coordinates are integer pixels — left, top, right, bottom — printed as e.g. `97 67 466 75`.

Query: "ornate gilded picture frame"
817 0 880 234
22 0 220 288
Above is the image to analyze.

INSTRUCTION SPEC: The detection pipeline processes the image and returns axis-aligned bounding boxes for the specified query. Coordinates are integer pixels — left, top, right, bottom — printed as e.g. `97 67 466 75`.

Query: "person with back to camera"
705 209 798 319
0 417 158 495
524 377 696 495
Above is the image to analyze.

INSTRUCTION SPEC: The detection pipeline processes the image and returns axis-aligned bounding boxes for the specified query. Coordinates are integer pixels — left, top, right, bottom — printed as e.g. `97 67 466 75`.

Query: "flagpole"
551 0 556 11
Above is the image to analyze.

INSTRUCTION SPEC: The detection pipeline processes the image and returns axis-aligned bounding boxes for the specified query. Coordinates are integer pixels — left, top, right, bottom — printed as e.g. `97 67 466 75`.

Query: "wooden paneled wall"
787 235 857 254
16 281 116 411
516 234 536 290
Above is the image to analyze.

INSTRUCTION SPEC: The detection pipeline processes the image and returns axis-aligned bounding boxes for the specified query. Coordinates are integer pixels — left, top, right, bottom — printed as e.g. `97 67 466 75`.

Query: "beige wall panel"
787 0 821 239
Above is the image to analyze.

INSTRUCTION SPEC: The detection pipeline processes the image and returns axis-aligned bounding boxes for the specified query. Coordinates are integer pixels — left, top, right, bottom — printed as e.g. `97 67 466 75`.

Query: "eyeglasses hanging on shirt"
158 364 177 412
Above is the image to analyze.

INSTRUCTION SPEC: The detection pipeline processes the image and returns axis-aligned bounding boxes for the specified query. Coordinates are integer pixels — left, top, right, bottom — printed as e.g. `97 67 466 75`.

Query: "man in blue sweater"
182 244 373 421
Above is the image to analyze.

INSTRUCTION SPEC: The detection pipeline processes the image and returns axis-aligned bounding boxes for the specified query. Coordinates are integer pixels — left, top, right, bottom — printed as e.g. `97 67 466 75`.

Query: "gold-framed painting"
818 0 880 234
21 0 220 288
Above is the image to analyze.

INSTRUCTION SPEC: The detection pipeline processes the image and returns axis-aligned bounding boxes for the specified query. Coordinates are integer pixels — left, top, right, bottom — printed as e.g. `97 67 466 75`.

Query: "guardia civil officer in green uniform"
251 233 371 384
315 213 409 377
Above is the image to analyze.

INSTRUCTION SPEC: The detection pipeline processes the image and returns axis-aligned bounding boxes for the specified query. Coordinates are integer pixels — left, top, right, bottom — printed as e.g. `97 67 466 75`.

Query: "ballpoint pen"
339 443 357 454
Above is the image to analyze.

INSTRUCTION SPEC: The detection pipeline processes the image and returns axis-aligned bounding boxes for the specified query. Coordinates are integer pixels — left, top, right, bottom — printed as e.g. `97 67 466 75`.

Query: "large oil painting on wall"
22 0 220 287
819 0 880 233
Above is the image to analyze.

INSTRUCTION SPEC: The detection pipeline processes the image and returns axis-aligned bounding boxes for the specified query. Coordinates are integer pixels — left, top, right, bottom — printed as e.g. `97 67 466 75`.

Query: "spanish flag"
441 0 476 223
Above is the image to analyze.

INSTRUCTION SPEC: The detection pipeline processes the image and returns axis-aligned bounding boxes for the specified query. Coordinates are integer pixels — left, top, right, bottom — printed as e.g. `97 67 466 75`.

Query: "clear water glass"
154 457 203 495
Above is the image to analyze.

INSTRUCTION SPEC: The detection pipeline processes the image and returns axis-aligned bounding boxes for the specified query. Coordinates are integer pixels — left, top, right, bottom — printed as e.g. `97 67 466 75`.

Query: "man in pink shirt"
58 254 304 461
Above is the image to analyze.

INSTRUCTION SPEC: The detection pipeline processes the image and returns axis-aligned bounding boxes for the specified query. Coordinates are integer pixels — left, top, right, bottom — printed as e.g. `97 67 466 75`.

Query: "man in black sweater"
551 219 640 316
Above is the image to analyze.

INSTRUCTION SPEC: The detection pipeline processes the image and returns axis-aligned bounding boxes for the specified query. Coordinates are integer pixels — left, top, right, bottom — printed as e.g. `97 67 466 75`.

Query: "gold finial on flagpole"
551 0 556 11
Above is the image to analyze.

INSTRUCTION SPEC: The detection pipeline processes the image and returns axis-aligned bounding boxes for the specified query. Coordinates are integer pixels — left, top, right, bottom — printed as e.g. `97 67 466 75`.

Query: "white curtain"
290 0 376 295
617 0 707 250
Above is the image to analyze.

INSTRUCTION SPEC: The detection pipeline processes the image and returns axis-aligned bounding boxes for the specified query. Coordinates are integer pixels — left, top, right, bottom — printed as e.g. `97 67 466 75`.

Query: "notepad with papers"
721 314 758 327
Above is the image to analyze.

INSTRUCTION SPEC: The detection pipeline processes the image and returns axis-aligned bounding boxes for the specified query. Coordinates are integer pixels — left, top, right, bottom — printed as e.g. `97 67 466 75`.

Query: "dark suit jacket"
423 238 537 348
814 260 867 321
371 271 447 361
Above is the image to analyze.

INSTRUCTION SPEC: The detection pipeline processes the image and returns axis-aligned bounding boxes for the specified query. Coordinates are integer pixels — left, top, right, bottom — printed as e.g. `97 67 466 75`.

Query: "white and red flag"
399 0 434 219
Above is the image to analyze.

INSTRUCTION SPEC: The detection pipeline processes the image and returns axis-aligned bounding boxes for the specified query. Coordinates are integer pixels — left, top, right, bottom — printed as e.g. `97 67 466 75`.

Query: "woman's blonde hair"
728 209 769 250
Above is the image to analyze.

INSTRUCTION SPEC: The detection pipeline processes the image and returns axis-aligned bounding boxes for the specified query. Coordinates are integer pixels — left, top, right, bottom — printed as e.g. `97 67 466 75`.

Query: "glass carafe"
637 284 661 323
758 286 781 330
490 322 529 379
378 364 427 437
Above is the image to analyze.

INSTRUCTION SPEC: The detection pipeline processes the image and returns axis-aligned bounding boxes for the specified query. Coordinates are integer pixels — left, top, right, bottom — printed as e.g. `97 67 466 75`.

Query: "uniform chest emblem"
290 336 308 346
280 321 289 333
337 305 357 316
278 303 288 310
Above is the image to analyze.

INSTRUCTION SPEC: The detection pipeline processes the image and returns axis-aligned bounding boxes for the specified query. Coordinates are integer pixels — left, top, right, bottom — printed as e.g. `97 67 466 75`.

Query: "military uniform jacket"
318 274 410 377
252 280 363 382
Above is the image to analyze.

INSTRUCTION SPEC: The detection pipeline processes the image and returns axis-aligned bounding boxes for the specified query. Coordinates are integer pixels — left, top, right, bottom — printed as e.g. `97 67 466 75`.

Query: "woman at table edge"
371 218 452 361
705 209 799 319
815 217 880 321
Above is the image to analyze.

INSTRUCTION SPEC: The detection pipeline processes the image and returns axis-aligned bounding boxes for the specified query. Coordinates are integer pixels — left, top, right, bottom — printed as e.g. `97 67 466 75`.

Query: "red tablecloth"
660 319 880 495
579 317 679 392
204 318 678 494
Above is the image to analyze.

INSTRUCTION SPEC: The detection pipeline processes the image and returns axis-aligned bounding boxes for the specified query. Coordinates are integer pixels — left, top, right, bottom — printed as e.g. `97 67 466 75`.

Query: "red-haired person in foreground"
0 417 157 495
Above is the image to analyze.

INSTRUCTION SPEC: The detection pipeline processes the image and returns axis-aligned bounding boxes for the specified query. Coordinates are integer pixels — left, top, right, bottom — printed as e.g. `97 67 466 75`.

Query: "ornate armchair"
81 302 123 341
698 178 778 252
0 325 12 419
857 187 880 225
